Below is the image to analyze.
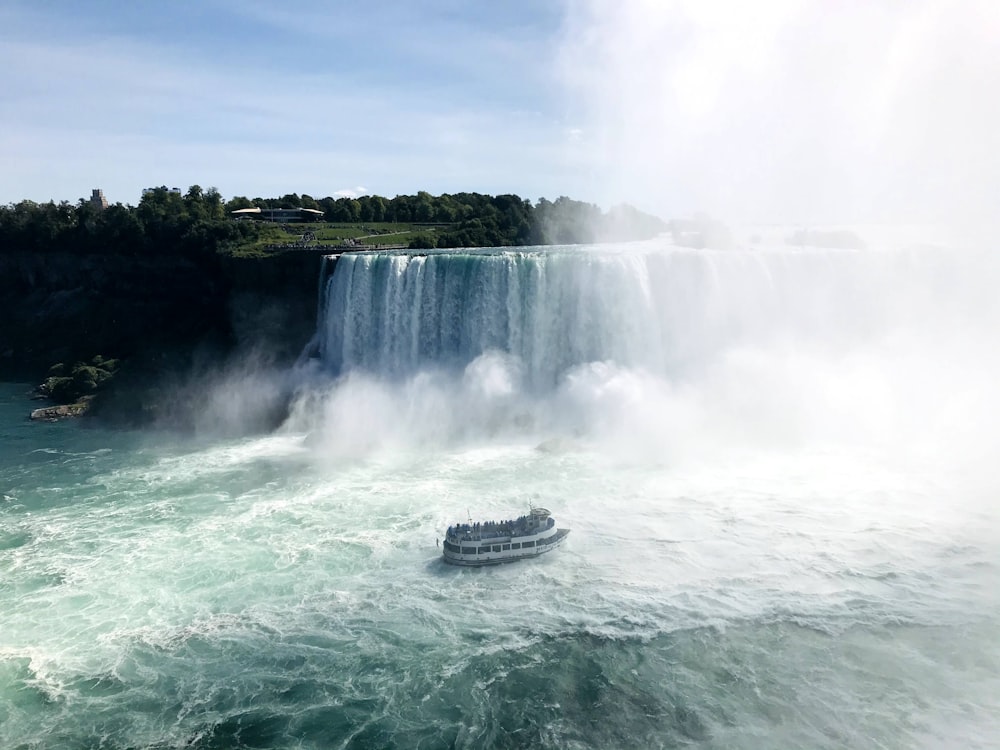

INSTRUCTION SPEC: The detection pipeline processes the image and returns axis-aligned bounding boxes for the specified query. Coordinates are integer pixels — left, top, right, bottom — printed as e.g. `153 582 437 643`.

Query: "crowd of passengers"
446 518 527 539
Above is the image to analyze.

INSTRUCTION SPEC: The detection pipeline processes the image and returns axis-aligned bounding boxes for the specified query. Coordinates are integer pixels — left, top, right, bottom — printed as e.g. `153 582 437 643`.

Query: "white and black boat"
442 508 570 566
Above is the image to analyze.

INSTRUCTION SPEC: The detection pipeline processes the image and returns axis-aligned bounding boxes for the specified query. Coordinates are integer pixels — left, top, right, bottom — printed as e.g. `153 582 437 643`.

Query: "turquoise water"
2 241 999 748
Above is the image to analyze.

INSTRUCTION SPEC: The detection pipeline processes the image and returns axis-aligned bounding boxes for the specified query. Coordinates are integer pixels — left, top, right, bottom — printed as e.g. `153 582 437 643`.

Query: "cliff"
0 249 332 418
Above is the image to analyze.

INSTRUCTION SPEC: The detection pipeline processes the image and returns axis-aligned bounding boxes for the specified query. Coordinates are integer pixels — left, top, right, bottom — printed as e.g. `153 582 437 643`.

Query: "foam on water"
2 430 996 748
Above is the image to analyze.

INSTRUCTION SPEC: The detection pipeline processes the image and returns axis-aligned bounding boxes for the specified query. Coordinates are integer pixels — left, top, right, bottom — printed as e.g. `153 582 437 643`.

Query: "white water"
310 239 999 477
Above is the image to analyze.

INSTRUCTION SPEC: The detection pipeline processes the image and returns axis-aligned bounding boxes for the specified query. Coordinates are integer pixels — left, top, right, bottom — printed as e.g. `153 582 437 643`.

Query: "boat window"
522 540 535 547
461 547 476 554
492 545 501 552
443 541 461 553
511 543 521 550
502 544 510 551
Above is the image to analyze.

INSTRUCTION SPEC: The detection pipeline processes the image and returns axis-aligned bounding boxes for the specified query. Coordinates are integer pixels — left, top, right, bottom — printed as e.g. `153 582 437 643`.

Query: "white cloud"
333 187 370 199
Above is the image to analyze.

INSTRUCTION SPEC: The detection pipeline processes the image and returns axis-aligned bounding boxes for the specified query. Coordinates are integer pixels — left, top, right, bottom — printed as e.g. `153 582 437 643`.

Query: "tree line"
0 186 256 258
0 186 666 255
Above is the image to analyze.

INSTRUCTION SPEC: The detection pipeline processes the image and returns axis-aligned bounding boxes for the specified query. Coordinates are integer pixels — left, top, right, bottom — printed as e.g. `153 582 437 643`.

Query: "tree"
318 196 338 222
357 196 374 222
389 195 412 222
414 192 434 222
369 196 386 222
225 196 254 212
330 199 353 222
203 187 225 220
185 185 207 222
93 204 145 254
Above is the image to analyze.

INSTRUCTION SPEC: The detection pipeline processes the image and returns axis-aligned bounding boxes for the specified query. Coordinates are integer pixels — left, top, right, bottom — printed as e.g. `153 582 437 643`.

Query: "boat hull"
442 528 570 567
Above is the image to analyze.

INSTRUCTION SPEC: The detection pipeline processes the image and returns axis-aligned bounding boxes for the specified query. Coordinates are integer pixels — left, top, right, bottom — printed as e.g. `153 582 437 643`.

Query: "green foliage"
225 195 254 212
408 234 436 249
0 187 666 258
0 186 264 259
429 193 534 248
42 376 75 403
531 196 603 245
39 355 119 403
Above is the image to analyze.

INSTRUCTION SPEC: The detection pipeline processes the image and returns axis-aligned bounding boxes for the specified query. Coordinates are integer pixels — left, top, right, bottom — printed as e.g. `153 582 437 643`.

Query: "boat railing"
446 515 556 542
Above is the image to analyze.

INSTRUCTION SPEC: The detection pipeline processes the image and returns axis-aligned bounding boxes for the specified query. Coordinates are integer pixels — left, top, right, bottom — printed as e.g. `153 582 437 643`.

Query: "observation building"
230 207 324 222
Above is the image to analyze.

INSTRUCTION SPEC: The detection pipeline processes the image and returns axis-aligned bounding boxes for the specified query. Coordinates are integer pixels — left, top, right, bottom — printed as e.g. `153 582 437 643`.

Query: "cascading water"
307 241 988 462
317 244 943 385
2 237 998 749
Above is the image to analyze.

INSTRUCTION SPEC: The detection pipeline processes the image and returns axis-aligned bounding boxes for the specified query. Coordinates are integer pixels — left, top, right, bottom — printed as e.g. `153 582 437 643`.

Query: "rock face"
0 248 335 423
216 250 330 364
0 249 331 378
0 252 224 375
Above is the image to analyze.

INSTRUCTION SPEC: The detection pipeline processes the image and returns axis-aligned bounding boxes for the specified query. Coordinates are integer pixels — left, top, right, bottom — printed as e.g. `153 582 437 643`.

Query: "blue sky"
1 1 577 207
3 1 999 223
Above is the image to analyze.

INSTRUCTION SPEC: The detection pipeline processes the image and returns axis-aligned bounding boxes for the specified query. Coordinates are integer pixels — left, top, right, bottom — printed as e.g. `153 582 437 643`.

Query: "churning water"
2 237 998 748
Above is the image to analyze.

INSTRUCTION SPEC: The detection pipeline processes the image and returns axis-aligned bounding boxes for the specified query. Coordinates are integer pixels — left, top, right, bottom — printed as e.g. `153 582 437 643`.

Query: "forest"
0 187 667 256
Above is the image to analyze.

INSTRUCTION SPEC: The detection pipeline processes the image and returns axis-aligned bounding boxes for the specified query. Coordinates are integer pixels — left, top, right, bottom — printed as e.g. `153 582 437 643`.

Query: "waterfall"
298 237 999 468
315 243 947 388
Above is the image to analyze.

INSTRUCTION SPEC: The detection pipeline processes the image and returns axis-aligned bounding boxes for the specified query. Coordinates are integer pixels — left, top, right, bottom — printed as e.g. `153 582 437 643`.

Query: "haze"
559 0 1000 224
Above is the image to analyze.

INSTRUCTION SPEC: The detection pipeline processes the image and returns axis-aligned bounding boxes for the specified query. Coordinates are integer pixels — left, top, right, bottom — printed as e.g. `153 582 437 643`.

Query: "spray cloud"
555 0 1000 225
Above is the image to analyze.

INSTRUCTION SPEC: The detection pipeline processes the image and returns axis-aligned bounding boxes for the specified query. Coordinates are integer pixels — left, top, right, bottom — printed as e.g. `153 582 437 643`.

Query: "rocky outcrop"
30 402 90 422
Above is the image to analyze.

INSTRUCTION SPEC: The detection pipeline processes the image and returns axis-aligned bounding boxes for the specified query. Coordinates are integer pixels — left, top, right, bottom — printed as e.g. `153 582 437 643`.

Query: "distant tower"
90 189 108 211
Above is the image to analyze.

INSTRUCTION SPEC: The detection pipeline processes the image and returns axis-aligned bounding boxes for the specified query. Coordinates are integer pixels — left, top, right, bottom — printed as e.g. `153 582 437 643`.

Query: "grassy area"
226 221 449 256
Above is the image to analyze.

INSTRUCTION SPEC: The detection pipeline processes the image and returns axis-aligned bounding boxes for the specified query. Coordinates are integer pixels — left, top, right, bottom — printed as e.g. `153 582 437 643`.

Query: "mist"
258 241 1000 505
555 0 1000 226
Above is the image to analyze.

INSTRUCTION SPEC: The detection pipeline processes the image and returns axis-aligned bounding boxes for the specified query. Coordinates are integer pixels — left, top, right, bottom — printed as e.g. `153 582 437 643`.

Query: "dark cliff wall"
217 250 331 364
0 249 333 381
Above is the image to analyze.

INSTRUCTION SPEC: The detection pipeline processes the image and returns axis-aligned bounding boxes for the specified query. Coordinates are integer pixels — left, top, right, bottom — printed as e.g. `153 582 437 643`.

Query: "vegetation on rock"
38 355 119 406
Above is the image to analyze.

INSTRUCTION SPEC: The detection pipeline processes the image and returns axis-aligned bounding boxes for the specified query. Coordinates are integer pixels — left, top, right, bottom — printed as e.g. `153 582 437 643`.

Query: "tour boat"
442 508 570 566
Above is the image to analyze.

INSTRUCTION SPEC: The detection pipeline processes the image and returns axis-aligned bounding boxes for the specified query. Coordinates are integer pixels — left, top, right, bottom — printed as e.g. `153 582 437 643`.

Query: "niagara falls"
3 1 1000 748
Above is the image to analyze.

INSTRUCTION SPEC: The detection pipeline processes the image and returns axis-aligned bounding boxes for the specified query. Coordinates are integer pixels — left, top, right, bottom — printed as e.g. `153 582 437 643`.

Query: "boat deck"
445 516 554 543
